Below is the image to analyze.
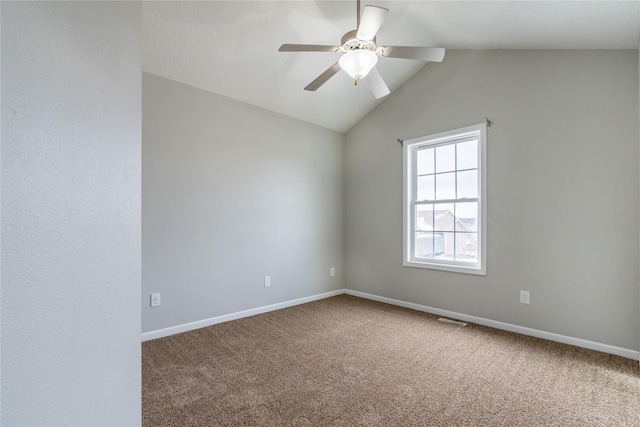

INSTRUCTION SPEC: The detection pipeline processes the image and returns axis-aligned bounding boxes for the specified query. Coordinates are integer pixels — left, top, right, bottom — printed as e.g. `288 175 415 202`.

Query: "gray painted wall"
142 73 343 333
345 50 639 351
1 2 141 425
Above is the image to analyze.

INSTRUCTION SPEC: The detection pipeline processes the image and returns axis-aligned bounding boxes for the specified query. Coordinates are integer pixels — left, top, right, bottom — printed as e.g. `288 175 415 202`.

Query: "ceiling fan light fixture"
339 49 378 80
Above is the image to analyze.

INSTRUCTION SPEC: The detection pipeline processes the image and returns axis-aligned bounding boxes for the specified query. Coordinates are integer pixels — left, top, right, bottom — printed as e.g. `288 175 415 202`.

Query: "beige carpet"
142 295 640 426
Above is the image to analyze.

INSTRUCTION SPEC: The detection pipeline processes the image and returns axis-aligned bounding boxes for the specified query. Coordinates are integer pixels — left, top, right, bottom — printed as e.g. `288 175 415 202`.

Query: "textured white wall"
1 2 141 425
142 73 343 333
345 50 639 351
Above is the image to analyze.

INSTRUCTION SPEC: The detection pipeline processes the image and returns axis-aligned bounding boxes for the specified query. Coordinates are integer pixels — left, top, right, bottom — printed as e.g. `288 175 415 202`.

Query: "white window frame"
403 123 487 275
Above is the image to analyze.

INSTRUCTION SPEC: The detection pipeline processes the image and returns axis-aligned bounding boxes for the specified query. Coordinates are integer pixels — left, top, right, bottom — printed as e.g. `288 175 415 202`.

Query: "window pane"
417 148 434 175
435 144 455 173
455 232 478 262
414 232 435 259
433 203 454 232
435 172 455 200
417 175 435 201
455 202 478 232
457 170 478 199
437 232 455 260
457 140 478 170
415 205 434 231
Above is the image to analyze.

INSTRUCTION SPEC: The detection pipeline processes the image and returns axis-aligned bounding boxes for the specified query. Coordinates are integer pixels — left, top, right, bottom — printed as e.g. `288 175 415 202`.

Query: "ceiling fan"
279 0 446 99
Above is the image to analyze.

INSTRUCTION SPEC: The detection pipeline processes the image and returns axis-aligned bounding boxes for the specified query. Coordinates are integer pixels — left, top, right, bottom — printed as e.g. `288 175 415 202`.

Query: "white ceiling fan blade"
379 46 446 62
366 67 390 99
279 44 340 53
356 6 389 41
304 62 342 91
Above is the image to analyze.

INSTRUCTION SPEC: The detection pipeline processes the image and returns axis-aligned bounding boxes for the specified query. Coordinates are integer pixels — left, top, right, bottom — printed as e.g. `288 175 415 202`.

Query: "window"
403 123 486 275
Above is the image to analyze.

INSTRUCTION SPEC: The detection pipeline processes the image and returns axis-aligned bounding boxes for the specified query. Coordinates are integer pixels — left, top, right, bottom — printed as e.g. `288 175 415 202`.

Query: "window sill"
403 259 486 276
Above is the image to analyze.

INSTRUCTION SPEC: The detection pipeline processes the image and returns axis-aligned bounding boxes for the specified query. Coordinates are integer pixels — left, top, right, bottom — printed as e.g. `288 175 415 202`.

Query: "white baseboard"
141 289 346 342
142 288 639 361
345 289 640 361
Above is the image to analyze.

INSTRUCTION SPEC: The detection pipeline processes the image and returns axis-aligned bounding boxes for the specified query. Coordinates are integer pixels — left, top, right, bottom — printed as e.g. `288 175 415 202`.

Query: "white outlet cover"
151 293 161 307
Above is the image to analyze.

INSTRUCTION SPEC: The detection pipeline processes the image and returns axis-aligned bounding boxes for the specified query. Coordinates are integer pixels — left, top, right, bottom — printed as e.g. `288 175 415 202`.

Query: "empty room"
2 1 640 426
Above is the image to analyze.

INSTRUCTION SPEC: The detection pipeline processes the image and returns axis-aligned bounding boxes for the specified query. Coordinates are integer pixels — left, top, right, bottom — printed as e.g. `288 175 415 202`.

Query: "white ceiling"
143 1 640 133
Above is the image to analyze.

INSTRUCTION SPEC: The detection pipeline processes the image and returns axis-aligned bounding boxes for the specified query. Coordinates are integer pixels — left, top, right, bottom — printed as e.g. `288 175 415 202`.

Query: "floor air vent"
438 318 467 326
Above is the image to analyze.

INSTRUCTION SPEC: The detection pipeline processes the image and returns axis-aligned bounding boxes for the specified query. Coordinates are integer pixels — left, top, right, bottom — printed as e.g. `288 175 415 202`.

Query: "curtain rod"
397 118 492 147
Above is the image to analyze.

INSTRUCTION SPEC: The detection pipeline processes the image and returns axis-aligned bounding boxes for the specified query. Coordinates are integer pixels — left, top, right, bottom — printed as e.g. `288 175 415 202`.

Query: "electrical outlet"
150 293 161 307
264 276 271 288
520 290 530 305
330 267 336 277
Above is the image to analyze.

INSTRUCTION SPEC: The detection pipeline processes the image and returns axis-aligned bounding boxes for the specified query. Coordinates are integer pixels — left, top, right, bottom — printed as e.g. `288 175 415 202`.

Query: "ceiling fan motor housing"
341 30 377 52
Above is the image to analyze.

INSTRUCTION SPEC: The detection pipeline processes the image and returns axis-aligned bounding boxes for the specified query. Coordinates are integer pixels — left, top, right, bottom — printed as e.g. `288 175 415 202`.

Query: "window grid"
412 139 479 262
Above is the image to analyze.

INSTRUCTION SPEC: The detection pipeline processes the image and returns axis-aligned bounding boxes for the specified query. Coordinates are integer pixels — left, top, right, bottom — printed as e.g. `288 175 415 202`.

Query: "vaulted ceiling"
143 1 640 132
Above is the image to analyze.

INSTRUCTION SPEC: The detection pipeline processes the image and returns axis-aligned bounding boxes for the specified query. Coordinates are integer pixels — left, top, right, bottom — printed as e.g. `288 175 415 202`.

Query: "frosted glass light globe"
339 49 378 80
